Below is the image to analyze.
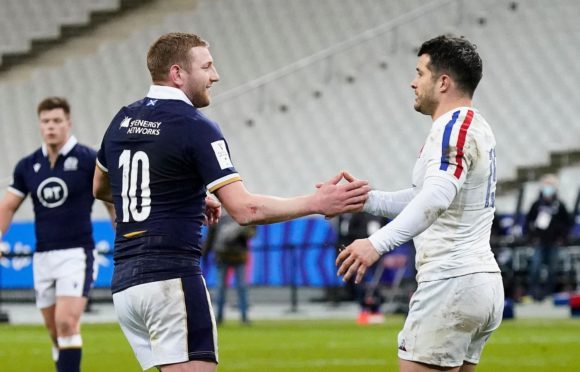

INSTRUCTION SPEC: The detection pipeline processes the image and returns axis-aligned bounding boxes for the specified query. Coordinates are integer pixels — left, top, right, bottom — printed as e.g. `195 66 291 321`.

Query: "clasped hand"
314 171 370 218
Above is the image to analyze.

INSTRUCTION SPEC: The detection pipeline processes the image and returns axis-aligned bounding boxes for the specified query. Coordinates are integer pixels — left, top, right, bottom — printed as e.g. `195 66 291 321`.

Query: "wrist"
309 194 322 215
361 190 375 214
368 234 388 255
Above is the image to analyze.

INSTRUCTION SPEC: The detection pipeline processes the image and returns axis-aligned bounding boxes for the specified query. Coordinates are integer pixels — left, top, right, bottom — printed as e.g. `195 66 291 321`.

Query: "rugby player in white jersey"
336 35 503 372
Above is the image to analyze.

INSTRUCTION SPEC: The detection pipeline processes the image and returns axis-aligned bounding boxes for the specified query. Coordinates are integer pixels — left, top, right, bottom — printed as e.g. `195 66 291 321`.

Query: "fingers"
340 180 369 192
342 171 358 183
336 248 349 266
325 172 344 186
209 208 221 225
315 182 323 189
342 260 359 282
205 195 221 208
355 265 367 284
344 193 369 205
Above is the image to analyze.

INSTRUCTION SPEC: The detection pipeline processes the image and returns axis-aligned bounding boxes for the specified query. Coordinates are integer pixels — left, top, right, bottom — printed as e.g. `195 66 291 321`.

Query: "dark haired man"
337 35 503 371
93 32 369 372
0 97 115 372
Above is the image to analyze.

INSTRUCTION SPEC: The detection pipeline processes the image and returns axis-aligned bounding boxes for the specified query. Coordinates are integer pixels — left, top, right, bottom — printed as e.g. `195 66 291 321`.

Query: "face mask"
542 186 556 198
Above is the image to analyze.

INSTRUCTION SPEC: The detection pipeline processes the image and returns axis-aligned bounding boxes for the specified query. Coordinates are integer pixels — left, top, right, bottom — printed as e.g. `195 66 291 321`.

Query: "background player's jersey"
8 136 96 252
412 107 500 282
97 86 241 293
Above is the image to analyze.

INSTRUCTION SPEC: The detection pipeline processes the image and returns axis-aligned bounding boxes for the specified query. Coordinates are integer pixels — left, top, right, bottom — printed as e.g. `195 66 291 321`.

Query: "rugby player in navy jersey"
0 97 115 372
93 32 369 372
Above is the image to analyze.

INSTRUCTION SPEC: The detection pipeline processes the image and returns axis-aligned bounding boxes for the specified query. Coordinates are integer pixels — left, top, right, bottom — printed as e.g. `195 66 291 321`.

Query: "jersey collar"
147 85 194 106
433 106 477 127
41 135 78 157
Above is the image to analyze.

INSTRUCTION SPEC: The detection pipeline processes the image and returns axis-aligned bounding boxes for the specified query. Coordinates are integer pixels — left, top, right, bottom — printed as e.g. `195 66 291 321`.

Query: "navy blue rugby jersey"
8 136 96 252
97 85 241 293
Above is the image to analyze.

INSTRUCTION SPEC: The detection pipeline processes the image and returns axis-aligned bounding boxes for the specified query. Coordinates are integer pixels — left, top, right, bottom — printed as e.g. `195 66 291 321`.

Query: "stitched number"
119 150 151 222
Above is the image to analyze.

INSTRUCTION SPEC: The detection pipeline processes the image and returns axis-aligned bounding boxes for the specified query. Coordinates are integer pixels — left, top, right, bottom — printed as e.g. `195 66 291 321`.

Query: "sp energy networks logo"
119 116 161 135
37 177 68 208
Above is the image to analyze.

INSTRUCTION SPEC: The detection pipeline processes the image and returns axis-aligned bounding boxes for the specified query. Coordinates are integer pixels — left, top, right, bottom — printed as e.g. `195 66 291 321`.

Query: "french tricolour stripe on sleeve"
439 109 474 179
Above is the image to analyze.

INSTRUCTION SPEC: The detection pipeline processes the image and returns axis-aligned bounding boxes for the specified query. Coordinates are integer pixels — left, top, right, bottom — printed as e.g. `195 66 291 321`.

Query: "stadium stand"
0 0 579 220
0 0 157 70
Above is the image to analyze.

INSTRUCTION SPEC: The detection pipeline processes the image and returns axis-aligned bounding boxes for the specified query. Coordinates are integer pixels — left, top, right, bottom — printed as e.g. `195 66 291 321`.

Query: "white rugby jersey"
366 107 500 282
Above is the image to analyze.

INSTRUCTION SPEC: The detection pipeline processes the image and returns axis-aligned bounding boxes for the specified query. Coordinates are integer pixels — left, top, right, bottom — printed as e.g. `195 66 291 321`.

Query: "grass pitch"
1 317 579 371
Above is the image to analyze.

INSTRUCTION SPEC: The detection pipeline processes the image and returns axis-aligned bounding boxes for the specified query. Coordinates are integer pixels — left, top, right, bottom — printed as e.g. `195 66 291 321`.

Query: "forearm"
368 177 457 254
229 193 317 225
0 208 15 236
0 192 23 236
104 201 116 227
362 188 417 218
93 166 113 203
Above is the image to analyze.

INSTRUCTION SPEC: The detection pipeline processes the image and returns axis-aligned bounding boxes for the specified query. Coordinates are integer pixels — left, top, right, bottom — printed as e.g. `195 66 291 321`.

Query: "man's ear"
168 64 183 87
439 74 451 93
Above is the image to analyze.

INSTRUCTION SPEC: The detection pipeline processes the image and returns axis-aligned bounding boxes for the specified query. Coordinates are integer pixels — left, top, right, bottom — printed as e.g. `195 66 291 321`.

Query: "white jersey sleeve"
368 177 456 254
368 107 500 282
362 188 417 219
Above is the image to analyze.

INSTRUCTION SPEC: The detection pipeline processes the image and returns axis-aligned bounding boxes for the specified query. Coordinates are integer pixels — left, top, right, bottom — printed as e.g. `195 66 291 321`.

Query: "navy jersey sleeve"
186 117 241 193
96 139 108 173
8 159 29 198
97 110 124 173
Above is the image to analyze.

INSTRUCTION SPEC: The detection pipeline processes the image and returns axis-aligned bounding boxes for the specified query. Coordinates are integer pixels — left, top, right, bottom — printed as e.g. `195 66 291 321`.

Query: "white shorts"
398 272 504 367
113 276 218 371
33 247 98 309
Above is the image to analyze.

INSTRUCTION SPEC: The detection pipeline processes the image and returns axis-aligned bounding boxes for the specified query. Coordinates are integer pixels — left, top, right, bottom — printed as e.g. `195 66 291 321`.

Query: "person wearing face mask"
524 174 572 302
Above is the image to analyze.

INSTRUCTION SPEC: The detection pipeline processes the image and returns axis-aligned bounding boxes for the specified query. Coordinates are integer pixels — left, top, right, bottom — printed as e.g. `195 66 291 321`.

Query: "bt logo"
37 177 69 208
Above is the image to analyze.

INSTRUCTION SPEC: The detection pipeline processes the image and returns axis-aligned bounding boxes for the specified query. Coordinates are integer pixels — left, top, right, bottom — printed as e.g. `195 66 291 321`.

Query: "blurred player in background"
336 35 503 371
93 32 369 372
0 97 115 372
524 173 572 301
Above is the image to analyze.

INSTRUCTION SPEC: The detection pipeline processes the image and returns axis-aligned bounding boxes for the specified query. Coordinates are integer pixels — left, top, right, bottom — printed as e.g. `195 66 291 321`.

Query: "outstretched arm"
341 172 417 218
214 172 370 225
336 176 457 283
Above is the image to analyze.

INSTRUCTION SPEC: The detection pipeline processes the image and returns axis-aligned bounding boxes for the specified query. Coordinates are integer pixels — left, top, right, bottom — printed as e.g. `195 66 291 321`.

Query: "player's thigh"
113 289 156 370
40 304 57 342
464 274 504 364
54 296 88 335
33 252 57 309
54 247 97 299
398 273 501 368
113 276 218 371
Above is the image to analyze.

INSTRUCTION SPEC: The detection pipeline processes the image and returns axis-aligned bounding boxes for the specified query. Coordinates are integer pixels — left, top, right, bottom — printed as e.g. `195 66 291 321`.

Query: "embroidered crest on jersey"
33 163 41 173
37 177 69 208
64 157 78 171
211 140 233 170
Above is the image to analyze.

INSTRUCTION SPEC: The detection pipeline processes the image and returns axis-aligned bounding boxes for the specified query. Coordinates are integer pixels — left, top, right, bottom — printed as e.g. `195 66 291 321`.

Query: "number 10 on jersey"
119 150 151 222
